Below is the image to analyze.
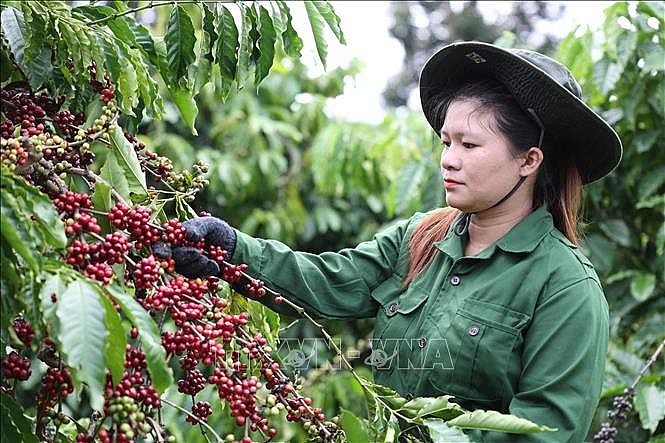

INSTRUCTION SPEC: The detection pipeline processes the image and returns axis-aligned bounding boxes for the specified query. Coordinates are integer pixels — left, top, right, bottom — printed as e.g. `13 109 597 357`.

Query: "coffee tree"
557 3 665 442
0 1 583 442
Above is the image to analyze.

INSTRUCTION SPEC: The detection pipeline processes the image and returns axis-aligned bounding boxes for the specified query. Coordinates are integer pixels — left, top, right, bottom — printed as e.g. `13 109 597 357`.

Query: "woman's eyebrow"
440 129 481 138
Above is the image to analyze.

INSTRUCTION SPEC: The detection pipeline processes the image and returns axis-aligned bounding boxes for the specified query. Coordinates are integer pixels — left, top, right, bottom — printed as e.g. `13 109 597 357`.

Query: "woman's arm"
229 217 415 319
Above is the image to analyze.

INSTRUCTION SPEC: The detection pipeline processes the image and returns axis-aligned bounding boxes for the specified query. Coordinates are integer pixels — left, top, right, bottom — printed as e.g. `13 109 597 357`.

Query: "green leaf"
100 147 131 199
396 160 425 215
0 6 51 89
447 409 557 434
165 4 196 85
1 191 39 272
168 86 198 136
108 127 147 197
22 189 66 250
91 181 112 232
1 6 26 62
214 5 239 82
72 4 115 21
416 396 465 421
0 394 39 443
55 280 108 410
341 408 370 443
634 130 659 154
638 166 665 201
39 272 67 327
201 3 217 63
126 17 158 60
276 1 303 59
424 418 471 443
3 170 66 250
115 42 139 115
236 3 253 90
616 30 637 72
255 5 276 86
642 44 665 72
107 285 173 393
304 1 328 69
599 219 632 247
630 272 656 302
312 1 346 44
244 298 280 349
635 385 665 433
100 36 123 90
101 294 127 386
0 398 22 443
421 168 443 212
107 16 138 48
593 58 622 96
74 26 93 71
269 2 286 42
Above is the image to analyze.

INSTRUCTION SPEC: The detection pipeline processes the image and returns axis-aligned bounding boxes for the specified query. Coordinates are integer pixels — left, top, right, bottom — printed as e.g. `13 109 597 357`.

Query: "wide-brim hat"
419 41 622 184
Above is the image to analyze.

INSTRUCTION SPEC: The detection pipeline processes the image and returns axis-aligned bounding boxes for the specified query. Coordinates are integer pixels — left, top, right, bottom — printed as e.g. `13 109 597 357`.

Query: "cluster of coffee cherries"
84 344 165 443
1 67 337 440
0 84 63 138
143 254 339 441
164 160 210 200
1 319 36 391
0 137 29 171
593 388 635 443
123 132 174 180
89 61 115 104
0 65 121 188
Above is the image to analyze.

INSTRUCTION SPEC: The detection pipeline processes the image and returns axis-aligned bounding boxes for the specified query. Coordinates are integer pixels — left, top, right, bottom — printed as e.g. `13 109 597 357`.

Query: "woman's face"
440 99 524 213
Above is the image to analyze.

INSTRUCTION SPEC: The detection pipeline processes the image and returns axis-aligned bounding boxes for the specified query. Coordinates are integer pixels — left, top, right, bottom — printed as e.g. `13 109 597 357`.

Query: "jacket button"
388 303 398 313
451 275 461 286
468 325 480 336
418 337 427 348
405 393 414 401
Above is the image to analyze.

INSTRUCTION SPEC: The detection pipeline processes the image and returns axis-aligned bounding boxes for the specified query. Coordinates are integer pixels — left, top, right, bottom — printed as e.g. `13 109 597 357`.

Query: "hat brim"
419 41 622 184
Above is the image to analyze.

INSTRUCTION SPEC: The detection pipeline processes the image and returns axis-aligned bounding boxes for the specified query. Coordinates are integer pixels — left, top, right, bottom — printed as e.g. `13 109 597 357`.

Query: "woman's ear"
520 147 544 177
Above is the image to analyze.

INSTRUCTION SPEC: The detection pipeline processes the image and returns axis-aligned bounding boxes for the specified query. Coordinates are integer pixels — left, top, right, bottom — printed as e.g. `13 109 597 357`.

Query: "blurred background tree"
382 1 565 107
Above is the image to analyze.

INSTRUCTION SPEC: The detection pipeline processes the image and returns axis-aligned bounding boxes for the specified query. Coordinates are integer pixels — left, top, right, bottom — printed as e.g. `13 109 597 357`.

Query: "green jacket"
231 205 609 442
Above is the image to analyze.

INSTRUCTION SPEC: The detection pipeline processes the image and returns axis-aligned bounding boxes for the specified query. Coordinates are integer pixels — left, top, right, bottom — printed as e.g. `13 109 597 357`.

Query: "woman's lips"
444 178 462 188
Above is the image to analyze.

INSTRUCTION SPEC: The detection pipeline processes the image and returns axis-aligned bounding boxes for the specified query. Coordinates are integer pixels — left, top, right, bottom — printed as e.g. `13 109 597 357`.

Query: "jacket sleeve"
468 277 609 443
228 217 412 319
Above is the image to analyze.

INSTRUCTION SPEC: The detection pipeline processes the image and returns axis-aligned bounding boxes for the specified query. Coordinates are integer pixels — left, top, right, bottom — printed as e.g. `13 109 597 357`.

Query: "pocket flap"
370 275 429 317
458 299 530 334
396 287 429 315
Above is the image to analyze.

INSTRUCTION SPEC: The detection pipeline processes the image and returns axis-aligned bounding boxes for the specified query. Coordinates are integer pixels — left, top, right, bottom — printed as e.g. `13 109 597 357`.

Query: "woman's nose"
440 144 460 171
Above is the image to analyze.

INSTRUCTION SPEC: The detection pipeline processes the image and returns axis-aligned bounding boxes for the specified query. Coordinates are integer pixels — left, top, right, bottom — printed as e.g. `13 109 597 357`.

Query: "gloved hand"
152 217 237 279
181 217 237 252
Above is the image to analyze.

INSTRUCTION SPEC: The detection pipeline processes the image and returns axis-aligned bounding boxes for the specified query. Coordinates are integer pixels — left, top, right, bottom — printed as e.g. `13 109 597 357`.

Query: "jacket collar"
433 205 554 258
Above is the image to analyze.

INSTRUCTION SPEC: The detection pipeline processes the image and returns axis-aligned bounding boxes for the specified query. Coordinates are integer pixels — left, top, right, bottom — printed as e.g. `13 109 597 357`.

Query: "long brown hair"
402 79 583 289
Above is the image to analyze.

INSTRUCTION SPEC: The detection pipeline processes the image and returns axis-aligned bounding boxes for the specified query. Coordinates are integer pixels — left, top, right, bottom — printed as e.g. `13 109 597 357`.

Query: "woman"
159 42 622 442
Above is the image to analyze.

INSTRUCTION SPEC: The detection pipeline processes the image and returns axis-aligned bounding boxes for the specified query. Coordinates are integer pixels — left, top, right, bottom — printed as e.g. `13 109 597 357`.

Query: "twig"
628 339 665 393
84 0 212 26
146 416 166 443
161 398 223 443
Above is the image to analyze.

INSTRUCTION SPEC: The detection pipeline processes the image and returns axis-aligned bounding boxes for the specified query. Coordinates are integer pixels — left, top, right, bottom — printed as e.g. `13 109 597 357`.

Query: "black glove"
182 217 237 254
152 242 219 279
152 217 237 279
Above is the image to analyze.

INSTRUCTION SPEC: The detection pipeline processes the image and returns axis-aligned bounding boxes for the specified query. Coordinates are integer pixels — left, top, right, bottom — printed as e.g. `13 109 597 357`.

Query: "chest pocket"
429 299 530 408
370 275 430 340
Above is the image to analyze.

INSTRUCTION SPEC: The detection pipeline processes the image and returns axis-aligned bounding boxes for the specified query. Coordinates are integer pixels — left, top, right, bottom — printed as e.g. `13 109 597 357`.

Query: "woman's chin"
444 197 472 212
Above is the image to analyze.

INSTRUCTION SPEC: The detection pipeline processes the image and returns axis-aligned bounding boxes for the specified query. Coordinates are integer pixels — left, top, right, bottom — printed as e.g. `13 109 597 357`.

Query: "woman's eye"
462 142 477 149
441 140 450 148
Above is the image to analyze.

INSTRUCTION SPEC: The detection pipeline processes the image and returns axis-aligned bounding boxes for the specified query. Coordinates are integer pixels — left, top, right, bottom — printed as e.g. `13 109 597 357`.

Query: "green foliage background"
0 1 663 442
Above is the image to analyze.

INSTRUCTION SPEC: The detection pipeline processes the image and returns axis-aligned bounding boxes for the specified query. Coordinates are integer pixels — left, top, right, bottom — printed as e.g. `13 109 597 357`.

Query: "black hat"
419 41 622 184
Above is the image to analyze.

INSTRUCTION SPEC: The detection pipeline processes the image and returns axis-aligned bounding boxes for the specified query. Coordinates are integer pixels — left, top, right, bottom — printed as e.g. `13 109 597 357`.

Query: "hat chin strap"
454 175 528 236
